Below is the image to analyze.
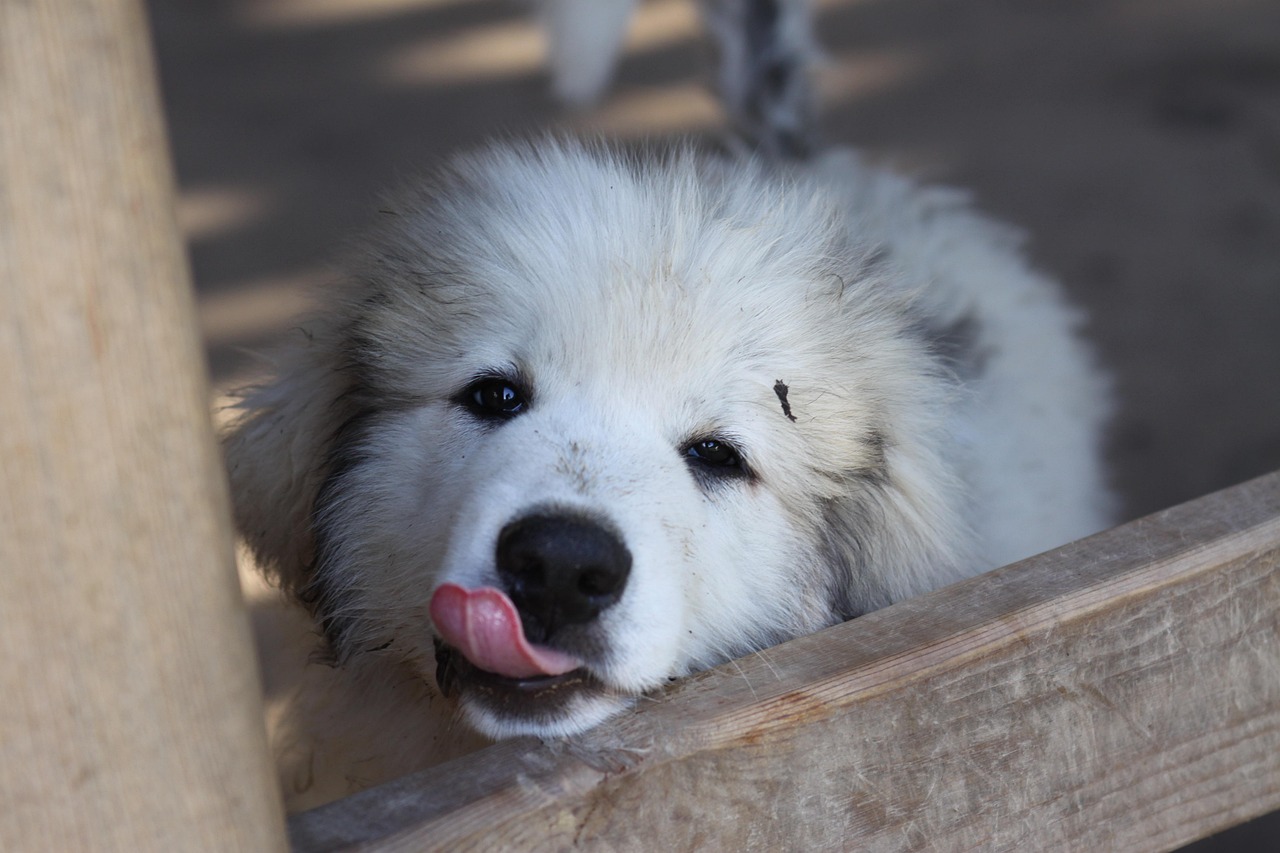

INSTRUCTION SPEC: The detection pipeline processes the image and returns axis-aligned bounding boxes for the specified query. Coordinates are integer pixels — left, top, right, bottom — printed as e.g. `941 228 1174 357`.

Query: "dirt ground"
148 0 1279 846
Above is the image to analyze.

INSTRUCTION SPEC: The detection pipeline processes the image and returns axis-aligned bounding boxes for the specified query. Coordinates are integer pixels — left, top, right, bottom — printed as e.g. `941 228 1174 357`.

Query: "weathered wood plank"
0 1 287 849
291 471 1280 852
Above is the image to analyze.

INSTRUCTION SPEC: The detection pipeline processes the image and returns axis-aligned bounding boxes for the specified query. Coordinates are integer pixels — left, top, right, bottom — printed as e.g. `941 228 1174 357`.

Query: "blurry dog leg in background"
537 0 820 158
700 0 819 158
537 0 638 105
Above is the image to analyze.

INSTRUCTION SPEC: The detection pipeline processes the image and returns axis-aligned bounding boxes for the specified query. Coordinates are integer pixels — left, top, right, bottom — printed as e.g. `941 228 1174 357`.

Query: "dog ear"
818 433 976 622
222 324 356 599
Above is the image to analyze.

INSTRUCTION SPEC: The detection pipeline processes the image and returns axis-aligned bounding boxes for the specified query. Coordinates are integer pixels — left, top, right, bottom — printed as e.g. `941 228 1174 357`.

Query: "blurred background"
148 0 1278 846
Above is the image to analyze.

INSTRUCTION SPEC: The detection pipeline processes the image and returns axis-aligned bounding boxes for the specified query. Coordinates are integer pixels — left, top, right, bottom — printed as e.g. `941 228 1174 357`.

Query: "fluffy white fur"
225 138 1110 809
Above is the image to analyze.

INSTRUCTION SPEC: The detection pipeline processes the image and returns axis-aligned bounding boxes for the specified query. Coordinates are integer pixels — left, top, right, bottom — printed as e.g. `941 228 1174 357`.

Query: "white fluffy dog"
224 0 1111 809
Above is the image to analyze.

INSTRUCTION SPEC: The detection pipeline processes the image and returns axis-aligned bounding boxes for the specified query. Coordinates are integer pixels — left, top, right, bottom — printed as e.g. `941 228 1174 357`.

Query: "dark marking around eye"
773 380 797 422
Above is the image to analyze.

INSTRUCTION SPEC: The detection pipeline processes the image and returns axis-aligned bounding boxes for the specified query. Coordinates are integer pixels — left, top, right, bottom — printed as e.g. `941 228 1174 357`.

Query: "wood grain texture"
0 1 287 849
292 472 1280 852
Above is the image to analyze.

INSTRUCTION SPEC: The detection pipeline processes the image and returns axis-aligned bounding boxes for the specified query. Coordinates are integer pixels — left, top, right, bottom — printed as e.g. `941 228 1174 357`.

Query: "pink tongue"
429 583 583 679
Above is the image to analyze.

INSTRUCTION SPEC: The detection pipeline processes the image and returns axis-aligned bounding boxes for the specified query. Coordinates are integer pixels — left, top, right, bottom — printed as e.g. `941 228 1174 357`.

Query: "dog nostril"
495 513 632 641
577 569 613 598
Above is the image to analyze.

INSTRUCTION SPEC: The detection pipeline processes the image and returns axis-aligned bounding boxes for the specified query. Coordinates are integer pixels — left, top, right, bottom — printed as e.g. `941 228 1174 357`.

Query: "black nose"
495 513 632 643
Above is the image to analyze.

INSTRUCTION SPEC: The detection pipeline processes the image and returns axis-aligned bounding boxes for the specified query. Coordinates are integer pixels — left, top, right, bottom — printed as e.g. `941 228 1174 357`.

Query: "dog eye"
459 377 527 419
684 438 744 471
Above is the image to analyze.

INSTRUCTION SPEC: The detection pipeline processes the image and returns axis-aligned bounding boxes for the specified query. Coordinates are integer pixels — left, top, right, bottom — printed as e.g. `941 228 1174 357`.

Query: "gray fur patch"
923 313 990 379
816 483 892 623
305 407 384 661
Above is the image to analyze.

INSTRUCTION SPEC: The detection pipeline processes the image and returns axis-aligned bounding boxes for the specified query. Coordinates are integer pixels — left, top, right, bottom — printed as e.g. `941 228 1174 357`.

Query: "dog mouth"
429 583 618 728
433 638 602 703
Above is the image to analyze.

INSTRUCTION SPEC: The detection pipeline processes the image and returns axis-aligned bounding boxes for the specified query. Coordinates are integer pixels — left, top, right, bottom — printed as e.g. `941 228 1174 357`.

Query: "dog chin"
434 640 633 738
457 680 632 740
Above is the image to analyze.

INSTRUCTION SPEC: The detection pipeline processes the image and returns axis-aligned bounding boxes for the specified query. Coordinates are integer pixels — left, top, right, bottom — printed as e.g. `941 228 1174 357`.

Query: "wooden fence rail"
292 471 1280 852
2 2 1276 852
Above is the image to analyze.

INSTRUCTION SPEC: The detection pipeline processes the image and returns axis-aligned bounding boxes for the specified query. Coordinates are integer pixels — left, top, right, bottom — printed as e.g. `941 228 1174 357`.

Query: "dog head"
225 139 968 739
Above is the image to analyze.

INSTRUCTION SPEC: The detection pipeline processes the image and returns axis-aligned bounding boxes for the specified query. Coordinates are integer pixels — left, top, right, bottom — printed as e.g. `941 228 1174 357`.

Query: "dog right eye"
682 437 752 482
686 439 740 468
459 377 528 420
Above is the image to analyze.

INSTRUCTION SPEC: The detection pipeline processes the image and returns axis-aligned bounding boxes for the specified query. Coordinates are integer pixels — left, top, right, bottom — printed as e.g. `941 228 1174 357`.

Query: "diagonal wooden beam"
292 471 1280 852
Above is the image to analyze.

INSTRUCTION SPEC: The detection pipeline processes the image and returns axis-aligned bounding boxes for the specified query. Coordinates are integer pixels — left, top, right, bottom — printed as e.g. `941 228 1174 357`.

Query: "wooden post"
292 472 1280 852
0 1 287 850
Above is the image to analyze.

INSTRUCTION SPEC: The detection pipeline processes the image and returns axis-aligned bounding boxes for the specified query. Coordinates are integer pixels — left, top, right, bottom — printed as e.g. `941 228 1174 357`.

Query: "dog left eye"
460 377 528 419
684 438 743 471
